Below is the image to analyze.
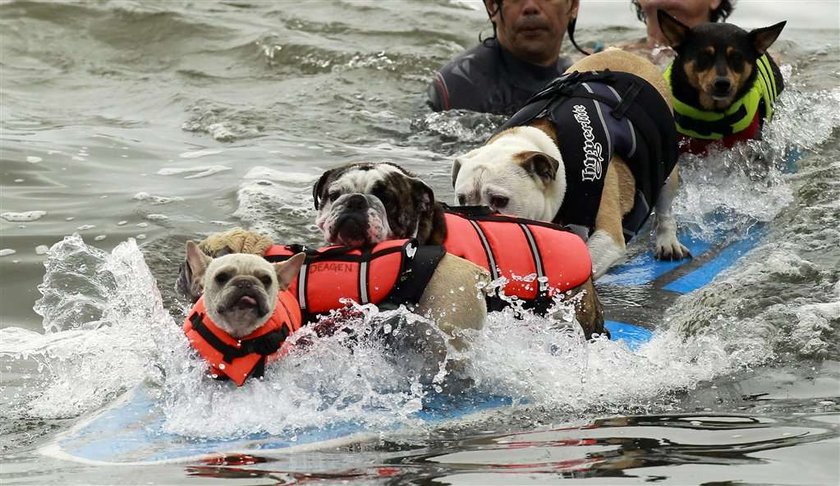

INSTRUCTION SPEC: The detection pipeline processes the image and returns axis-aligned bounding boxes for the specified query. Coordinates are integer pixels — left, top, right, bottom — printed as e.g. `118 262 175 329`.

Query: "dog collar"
665 54 780 141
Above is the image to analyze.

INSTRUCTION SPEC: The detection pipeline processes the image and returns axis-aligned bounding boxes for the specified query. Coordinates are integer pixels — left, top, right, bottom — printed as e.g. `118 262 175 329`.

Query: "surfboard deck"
38 322 652 466
39 384 520 466
599 222 765 329
40 215 772 466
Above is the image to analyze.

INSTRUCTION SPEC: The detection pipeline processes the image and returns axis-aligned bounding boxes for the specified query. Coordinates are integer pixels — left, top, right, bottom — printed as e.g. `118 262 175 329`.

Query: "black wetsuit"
427 38 573 116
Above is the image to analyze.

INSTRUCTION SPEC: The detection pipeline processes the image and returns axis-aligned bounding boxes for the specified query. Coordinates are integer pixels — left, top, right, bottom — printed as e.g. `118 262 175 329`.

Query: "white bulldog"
452 49 690 278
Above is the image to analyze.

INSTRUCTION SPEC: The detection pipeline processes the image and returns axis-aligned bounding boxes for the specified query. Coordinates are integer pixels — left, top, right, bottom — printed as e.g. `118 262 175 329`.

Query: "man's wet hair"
481 0 504 45
631 0 736 23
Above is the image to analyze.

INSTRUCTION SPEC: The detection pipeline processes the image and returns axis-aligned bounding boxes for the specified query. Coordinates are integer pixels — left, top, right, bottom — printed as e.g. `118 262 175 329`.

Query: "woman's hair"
631 0 736 23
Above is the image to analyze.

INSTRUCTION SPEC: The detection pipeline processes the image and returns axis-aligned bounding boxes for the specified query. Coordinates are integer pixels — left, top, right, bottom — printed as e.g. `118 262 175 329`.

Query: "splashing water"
1 63 838 445
0 235 779 440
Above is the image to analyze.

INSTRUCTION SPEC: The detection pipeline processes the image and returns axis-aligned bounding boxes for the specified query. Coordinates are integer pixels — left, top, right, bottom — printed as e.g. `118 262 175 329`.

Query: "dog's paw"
654 235 692 261
587 230 626 279
199 228 273 256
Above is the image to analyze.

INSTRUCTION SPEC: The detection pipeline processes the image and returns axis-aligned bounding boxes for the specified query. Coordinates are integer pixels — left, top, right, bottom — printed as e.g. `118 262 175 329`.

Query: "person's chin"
511 40 555 64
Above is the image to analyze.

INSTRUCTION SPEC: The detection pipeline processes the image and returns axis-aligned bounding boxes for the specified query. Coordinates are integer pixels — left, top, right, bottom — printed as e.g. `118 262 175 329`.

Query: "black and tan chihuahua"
657 10 786 154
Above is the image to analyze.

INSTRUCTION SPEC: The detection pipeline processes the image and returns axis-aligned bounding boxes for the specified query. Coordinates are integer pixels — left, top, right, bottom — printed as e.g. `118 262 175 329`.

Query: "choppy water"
1 1 839 484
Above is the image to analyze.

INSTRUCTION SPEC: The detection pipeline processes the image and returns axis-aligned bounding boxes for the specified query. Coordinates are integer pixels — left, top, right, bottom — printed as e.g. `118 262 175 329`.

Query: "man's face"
637 0 722 45
486 0 579 66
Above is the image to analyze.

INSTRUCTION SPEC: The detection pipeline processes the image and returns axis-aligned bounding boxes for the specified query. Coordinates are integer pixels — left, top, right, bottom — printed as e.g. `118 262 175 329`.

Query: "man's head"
484 0 579 66
632 0 735 46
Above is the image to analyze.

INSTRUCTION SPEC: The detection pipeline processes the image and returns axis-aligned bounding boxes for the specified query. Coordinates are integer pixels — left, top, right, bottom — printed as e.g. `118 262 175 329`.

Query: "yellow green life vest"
664 54 780 140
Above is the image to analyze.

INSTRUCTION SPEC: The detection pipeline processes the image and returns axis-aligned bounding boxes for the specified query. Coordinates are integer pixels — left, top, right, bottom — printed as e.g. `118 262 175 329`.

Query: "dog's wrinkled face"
313 162 435 246
184 241 304 339
658 10 786 111
452 126 566 221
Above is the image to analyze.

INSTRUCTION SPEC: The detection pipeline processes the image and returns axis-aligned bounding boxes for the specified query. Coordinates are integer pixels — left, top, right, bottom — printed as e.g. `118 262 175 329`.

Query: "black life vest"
497 70 679 241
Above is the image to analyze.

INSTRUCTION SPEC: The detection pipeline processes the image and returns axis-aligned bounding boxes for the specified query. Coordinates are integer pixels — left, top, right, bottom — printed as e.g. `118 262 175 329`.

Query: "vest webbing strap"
498 71 629 133
468 219 499 281
189 312 289 365
380 244 446 311
674 103 748 138
519 223 546 293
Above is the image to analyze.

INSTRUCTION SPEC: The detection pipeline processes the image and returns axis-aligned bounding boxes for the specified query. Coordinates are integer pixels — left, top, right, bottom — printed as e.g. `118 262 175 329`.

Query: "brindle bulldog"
312 161 605 338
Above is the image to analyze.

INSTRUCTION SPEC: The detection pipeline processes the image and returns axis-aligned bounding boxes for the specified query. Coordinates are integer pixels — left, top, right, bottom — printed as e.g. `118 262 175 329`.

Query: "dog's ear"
657 9 689 49
412 177 435 211
749 21 786 55
312 169 336 210
185 240 212 289
518 151 559 185
451 158 462 188
274 252 306 290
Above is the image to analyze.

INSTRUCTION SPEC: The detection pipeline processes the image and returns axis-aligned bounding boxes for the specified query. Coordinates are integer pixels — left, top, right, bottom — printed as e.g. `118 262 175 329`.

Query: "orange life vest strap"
264 239 444 322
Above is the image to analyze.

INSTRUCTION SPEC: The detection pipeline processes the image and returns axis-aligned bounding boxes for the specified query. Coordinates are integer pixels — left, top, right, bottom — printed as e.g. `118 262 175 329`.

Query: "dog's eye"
696 50 714 68
328 191 340 202
490 196 509 209
457 194 466 205
215 272 231 285
728 51 745 69
371 187 392 205
258 275 273 287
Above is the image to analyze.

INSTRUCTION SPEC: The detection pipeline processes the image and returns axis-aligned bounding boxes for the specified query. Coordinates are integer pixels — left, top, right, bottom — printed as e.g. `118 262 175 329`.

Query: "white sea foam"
233 166 316 241
157 166 231 179
0 236 784 439
132 192 185 204
1 210 47 222
178 148 223 159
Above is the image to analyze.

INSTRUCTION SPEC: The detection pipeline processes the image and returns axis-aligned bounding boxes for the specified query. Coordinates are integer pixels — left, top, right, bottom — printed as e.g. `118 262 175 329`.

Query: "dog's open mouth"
219 290 268 317
234 295 258 309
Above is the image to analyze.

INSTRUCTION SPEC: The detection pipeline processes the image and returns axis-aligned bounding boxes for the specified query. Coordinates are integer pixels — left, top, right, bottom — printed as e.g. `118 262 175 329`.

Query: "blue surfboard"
39 220 762 466
39 212 773 466
40 384 520 465
42 148 801 465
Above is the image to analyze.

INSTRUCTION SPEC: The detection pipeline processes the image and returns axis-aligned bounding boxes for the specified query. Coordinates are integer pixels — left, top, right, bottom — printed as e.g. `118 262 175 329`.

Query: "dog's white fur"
452 49 689 278
453 126 567 221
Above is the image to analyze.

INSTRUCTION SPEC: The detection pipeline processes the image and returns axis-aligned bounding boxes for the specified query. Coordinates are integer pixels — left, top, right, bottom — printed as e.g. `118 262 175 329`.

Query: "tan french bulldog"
184 240 305 339
180 231 490 356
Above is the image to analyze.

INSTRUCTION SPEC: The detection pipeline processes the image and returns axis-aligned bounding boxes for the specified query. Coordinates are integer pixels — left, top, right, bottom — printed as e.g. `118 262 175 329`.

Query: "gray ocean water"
1 1 839 484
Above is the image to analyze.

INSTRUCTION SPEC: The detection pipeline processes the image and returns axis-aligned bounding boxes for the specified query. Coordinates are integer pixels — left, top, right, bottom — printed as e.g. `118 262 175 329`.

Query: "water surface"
1 1 838 484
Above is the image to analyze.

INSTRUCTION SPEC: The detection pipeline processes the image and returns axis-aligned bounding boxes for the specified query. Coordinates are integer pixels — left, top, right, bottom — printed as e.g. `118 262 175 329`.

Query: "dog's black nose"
713 77 732 94
345 194 368 211
234 278 254 289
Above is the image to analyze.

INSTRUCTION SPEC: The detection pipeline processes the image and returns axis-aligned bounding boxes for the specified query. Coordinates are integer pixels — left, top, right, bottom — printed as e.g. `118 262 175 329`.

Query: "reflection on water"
166 409 838 484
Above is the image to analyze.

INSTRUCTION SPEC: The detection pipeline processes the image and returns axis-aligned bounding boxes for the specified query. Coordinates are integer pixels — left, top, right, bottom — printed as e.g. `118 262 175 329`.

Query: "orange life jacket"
264 239 444 322
442 207 592 312
183 290 303 386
